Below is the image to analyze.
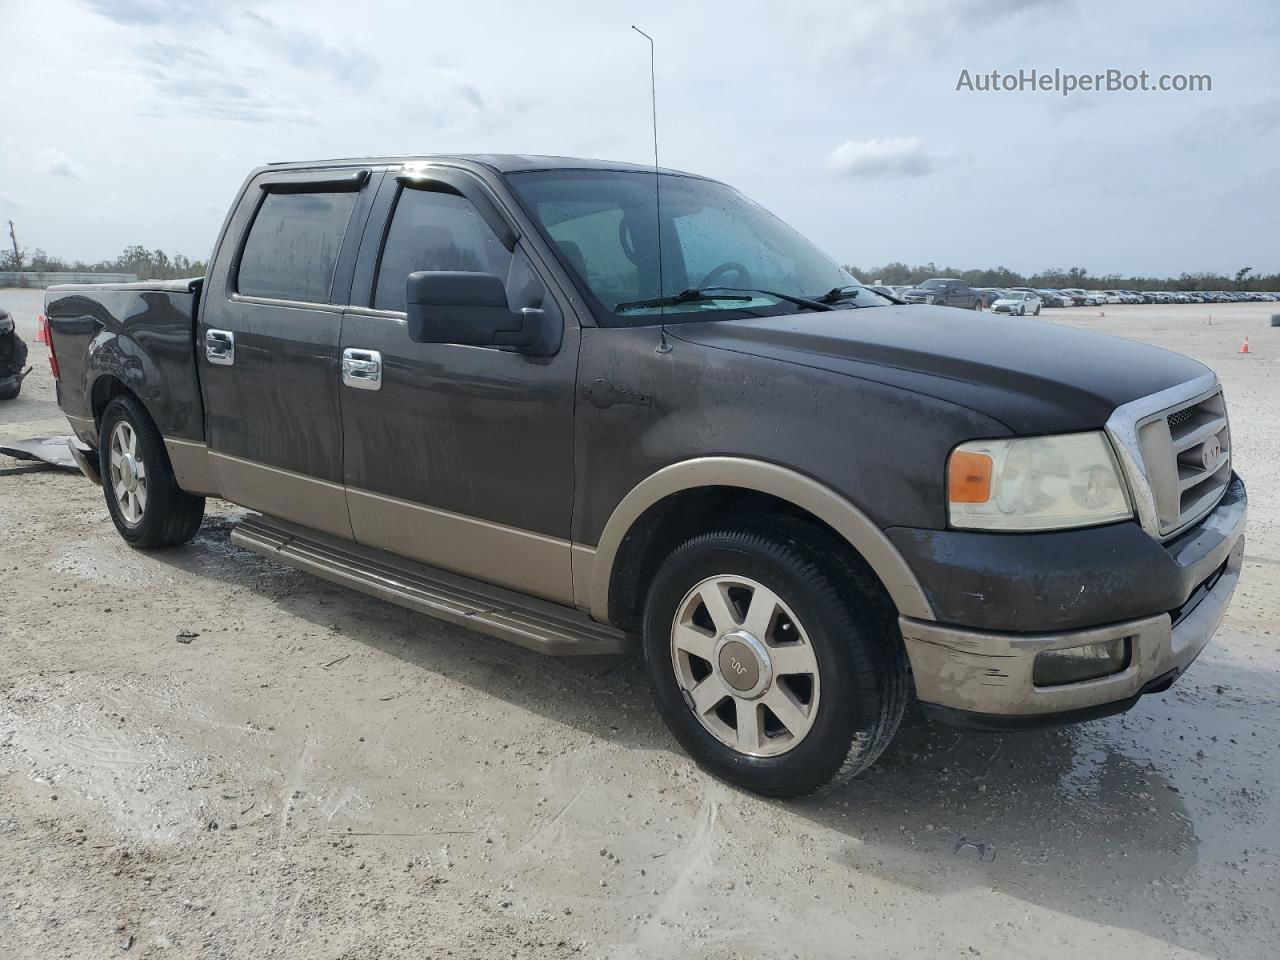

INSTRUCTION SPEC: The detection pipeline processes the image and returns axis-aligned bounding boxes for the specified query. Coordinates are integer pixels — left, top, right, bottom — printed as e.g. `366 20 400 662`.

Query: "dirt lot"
2 288 1277 959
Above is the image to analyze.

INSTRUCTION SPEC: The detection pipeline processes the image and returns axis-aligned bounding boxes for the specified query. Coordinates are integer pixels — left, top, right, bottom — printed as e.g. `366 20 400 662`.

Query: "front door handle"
205 329 235 365
342 348 382 390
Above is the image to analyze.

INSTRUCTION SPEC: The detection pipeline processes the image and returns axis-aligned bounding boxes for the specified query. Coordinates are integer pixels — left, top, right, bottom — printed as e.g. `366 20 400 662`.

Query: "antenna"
631 25 671 351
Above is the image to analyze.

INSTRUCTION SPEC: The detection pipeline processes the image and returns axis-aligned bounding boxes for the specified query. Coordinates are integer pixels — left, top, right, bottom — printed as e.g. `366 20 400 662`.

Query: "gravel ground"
1 288 1277 959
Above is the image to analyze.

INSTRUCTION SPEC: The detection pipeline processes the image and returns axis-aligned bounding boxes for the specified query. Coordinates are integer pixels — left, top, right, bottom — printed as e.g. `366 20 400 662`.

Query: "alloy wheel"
669 575 821 757
108 420 148 525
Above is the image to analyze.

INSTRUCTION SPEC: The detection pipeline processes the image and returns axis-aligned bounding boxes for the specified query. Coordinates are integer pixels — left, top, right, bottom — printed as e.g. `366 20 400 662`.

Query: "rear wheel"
642 520 907 798
99 395 205 548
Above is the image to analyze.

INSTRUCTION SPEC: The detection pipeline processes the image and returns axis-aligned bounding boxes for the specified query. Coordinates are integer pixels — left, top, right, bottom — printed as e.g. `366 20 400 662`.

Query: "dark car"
0 307 30 400
900 278 983 309
41 154 1246 798
1034 289 1071 308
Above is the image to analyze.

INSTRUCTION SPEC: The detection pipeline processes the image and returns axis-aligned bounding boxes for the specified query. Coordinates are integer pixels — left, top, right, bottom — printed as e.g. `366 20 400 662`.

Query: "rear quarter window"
237 191 359 303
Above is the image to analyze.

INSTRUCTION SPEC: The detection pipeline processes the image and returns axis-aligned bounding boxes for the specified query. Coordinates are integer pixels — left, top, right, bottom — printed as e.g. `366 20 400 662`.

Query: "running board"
230 515 630 656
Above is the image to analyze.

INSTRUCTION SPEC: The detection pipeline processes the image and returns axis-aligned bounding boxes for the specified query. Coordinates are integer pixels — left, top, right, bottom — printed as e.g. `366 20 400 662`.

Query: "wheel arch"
90 373 139 425
586 457 935 627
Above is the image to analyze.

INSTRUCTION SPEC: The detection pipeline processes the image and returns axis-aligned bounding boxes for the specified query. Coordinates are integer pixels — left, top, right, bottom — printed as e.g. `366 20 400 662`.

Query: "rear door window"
238 191 359 303
373 188 513 313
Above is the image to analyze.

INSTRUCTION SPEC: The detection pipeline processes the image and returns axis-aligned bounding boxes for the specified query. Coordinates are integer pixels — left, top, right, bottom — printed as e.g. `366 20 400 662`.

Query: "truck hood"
667 304 1210 434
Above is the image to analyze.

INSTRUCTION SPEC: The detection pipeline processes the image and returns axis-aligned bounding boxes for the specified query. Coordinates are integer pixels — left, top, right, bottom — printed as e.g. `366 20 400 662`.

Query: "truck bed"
44 277 207 447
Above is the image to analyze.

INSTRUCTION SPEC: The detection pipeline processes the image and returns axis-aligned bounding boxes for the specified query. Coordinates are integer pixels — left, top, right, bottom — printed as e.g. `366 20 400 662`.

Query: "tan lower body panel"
570 544 596 611
346 487 574 607
231 514 628 656
164 438 220 497
209 451 353 540
65 414 97 446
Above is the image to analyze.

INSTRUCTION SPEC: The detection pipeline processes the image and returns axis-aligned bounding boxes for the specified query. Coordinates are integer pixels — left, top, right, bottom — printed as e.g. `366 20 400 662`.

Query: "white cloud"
43 149 87 181
0 191 18 211
826 137 936 178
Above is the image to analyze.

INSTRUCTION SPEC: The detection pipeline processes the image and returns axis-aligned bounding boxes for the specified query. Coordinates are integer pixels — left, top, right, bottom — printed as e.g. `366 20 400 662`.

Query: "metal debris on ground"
0 436 81 471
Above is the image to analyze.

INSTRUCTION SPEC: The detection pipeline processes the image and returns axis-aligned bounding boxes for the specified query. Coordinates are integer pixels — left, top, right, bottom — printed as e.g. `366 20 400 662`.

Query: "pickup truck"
43 154 1246 798
900 277 984 309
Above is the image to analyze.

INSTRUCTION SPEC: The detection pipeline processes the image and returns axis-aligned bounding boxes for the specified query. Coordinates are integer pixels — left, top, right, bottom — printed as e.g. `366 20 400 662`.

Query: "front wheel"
1034 305 1041 316
99 395 205 548
642 521 907 798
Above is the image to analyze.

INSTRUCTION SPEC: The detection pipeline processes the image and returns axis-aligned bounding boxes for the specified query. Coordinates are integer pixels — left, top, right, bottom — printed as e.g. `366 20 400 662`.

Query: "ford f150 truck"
43 155 1246 797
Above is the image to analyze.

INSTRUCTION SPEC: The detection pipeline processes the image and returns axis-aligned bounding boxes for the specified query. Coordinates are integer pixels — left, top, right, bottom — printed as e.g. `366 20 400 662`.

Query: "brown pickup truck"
42 155 1246 797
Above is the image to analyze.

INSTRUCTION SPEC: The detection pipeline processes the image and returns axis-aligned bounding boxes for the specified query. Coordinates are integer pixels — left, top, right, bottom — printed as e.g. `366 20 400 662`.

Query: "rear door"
337 166 580 604
199 167 377 538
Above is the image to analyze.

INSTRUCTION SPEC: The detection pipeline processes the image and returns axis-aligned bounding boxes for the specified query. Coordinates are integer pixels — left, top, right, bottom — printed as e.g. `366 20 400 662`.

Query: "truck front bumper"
895 474 1246 728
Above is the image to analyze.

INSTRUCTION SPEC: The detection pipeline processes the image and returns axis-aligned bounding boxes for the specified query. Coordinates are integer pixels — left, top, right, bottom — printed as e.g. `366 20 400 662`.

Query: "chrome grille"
1136 388 1231 537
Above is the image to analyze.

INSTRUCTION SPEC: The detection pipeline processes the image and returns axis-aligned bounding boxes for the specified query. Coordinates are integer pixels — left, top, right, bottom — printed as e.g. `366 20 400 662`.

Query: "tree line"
0 244 207 281
3 240 1276 292
846 262 1279 292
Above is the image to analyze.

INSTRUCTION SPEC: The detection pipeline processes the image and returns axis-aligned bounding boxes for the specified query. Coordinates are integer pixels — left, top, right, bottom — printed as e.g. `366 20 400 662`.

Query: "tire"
1034 305 1041 316
98 394 205 548
641 518 907 798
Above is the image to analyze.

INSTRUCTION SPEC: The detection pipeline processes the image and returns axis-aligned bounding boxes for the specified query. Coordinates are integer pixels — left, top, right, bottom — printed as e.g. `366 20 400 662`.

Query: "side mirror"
405 271 551 353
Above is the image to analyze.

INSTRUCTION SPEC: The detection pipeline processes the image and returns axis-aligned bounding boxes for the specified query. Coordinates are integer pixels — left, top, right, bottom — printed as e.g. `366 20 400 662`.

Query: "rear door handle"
205 329 235 365
342 348 382 390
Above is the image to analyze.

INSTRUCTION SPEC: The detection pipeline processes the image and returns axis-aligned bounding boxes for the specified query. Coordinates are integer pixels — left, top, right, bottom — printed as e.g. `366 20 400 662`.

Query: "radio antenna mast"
631 25 670 350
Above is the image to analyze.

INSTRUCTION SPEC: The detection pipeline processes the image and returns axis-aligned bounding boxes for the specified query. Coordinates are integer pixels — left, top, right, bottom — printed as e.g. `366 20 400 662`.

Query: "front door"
199 167 376 538
338 170 580 604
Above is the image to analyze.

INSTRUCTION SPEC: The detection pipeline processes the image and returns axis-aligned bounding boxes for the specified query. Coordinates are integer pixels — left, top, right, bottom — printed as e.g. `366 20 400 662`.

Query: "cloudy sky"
0 0 1276 277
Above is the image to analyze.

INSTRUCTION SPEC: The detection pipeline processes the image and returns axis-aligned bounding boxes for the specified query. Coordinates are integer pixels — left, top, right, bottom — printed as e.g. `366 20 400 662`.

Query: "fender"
583 456 936 624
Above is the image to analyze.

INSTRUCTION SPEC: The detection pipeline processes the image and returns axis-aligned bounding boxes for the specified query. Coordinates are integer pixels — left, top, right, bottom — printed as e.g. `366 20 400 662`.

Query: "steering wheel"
699 261 752 289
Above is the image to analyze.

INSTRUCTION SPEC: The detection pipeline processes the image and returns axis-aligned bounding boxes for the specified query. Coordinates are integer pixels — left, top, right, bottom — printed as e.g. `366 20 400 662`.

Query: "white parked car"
1100 290 1125 304
991 290 1042 316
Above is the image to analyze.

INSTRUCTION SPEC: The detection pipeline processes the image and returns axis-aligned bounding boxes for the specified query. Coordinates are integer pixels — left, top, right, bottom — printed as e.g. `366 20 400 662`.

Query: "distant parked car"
991 291 1042 316
1066 289 1104 307
868 285 904 302
1099 291 1125 304
1036 289 1072 308
971 287 1006 308
901 278 983 309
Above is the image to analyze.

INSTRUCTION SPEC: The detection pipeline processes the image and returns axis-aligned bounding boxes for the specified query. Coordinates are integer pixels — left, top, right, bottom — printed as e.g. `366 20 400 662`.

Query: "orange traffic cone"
1239 337 1250 354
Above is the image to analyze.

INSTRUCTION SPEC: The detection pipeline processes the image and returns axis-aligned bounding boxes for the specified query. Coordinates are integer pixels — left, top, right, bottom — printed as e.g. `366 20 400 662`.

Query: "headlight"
947 432 1132 531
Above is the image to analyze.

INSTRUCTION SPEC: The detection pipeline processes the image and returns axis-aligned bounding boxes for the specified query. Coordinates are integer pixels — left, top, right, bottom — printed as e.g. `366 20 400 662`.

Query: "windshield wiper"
700 286 833 311
615 286 833 314
615 288 753 312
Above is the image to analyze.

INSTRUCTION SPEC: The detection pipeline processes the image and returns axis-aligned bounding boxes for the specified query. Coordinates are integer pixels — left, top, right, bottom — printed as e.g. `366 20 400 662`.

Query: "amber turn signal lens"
949 450 993 504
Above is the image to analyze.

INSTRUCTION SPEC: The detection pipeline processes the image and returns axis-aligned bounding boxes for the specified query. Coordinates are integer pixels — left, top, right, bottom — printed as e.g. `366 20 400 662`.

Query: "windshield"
919 279 950 289
505 169 892 326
